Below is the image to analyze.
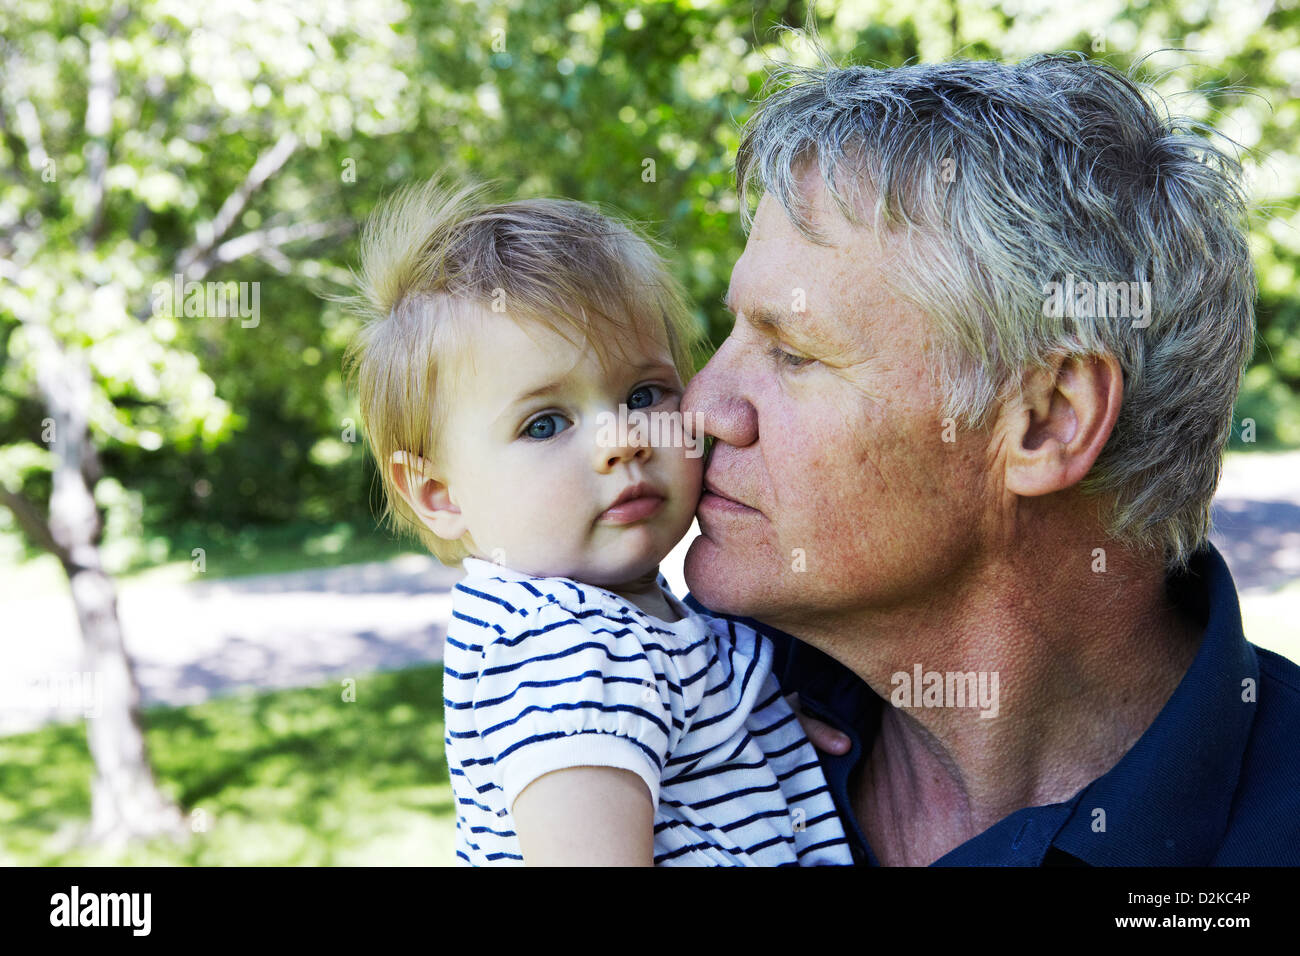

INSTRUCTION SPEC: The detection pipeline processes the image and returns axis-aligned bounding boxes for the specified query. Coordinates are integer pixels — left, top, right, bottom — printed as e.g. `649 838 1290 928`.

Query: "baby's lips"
599 490 667 524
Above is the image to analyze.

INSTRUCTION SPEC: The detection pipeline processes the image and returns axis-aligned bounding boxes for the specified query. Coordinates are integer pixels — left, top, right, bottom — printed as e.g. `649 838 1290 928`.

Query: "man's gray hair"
736 46 1256 570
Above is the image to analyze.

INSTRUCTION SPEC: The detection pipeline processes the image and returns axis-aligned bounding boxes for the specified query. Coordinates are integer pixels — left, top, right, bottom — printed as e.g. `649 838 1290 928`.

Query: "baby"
344 175 852 866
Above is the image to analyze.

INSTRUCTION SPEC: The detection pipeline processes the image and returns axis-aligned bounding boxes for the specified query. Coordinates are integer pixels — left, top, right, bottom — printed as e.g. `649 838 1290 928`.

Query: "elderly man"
681 52 1300 866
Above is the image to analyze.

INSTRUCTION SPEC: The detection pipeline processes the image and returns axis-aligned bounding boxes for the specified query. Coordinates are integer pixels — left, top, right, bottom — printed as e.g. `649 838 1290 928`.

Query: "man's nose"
681 335 758 449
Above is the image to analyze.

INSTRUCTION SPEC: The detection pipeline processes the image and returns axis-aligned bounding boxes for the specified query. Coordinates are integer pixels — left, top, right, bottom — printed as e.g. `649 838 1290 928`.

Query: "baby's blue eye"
628 385 664 410
523 413 569 440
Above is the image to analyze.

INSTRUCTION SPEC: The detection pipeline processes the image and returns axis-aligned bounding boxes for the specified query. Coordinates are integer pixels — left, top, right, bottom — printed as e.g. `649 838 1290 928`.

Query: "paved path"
2 452 1296 737
0 556 467 735
1210 452 1300 593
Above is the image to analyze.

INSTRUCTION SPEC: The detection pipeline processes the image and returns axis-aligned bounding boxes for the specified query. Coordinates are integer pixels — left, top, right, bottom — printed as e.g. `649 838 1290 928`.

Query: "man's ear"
1002 353 1123 497
389 450 467 541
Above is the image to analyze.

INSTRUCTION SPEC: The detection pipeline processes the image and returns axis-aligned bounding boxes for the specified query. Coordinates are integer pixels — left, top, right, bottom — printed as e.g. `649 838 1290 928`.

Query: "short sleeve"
471 596 674 812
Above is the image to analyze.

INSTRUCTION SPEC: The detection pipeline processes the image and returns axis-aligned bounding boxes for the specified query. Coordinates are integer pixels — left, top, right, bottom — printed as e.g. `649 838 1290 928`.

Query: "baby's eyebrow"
511 380 565 405
629 359 678 376
506 361 675 410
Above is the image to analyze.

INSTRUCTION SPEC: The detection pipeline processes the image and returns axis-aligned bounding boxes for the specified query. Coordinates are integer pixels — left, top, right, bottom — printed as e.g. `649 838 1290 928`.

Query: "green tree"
0 0 416 844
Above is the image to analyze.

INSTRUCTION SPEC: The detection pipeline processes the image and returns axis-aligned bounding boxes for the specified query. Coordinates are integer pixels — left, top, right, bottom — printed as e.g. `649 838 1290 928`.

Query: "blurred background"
1 0 1296 864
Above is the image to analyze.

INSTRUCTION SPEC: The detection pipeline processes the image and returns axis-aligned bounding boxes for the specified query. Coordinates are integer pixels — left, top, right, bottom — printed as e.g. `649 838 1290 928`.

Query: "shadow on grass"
0 664 455 866
127 518 422 581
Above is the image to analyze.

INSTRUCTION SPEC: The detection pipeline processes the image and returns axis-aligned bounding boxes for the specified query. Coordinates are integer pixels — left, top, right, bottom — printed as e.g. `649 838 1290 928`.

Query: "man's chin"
682 534 766 616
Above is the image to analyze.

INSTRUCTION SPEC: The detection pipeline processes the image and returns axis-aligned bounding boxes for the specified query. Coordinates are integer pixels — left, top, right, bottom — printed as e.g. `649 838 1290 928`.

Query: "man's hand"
787 693 850 755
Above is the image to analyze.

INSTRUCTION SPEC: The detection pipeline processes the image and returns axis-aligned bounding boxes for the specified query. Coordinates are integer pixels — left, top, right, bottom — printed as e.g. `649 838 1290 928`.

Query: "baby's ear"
390 451 466 540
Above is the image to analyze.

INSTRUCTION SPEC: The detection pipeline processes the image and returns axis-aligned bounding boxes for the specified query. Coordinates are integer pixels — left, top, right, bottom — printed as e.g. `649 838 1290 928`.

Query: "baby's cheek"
658 450 704 522
679 447 706 498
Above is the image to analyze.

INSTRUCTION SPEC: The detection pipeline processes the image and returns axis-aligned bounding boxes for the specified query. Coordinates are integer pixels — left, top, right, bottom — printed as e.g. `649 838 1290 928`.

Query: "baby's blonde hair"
341 174 706 565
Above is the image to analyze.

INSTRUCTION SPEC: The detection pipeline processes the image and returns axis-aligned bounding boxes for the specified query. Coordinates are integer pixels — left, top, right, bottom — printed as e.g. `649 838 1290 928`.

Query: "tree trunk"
28 328 186 848
70 560 186 846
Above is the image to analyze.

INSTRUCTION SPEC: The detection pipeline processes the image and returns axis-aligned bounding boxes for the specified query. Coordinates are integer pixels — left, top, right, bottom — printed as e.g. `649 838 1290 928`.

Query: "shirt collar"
462 556 648 586
460 557 679 615
1049 542 1257 865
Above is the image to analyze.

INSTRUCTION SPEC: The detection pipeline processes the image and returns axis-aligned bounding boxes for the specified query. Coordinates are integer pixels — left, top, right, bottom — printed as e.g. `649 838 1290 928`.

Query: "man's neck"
795 547 1205 866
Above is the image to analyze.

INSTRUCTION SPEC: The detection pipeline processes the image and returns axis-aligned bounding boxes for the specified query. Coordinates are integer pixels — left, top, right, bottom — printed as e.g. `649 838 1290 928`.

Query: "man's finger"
802 715 851 755
787 693 851 755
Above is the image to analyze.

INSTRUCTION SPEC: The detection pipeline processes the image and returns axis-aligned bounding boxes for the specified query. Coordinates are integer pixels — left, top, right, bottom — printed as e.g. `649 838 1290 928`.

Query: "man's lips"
700 477 757 514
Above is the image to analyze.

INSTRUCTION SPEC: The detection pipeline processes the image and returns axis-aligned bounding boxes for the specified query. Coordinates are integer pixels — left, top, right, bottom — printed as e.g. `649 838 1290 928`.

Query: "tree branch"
11 95 48 173
182 218 352 281
0 38 51 176
217 219 350 262
82 29 118 248
0 95 31 183
0 41 28 178
0 255 28 287
174 131 300 276
0 485 71 566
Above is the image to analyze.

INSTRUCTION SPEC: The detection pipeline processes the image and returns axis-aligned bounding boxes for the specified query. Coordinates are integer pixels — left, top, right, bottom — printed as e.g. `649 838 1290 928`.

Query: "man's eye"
522 413 570 440
627 384 666 410
768 344 812 369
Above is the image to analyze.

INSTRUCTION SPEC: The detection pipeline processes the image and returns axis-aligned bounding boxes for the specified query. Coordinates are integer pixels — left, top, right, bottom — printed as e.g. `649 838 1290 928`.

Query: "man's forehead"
728 192 889 321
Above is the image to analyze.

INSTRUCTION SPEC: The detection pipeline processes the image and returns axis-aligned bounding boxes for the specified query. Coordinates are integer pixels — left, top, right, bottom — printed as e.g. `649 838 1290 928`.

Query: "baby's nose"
593 417 652 472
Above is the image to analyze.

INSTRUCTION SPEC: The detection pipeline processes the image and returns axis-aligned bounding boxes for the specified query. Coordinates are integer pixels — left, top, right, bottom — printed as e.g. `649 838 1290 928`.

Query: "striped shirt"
444 556 853 866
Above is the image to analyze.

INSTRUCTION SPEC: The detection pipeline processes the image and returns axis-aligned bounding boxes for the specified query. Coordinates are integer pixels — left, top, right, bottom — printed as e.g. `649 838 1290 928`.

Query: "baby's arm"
512 766 653 866
466 589 674 867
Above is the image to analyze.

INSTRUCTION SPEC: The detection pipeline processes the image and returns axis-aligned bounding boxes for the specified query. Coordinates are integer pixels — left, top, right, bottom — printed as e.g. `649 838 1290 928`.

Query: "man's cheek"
771 444 848 552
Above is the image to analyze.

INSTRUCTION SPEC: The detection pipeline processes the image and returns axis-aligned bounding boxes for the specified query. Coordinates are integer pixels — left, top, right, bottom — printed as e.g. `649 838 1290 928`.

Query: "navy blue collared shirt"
686 543 1300 865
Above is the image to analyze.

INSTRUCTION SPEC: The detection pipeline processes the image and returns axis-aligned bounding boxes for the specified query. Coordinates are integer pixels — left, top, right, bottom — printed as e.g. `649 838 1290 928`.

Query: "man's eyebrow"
746 304 792 334
723 295 800 337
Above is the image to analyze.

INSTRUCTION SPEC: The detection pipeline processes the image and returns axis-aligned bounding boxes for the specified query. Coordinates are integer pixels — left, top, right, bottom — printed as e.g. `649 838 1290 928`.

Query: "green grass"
0 664 456 866
0 518 423 602
126 518 422 580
